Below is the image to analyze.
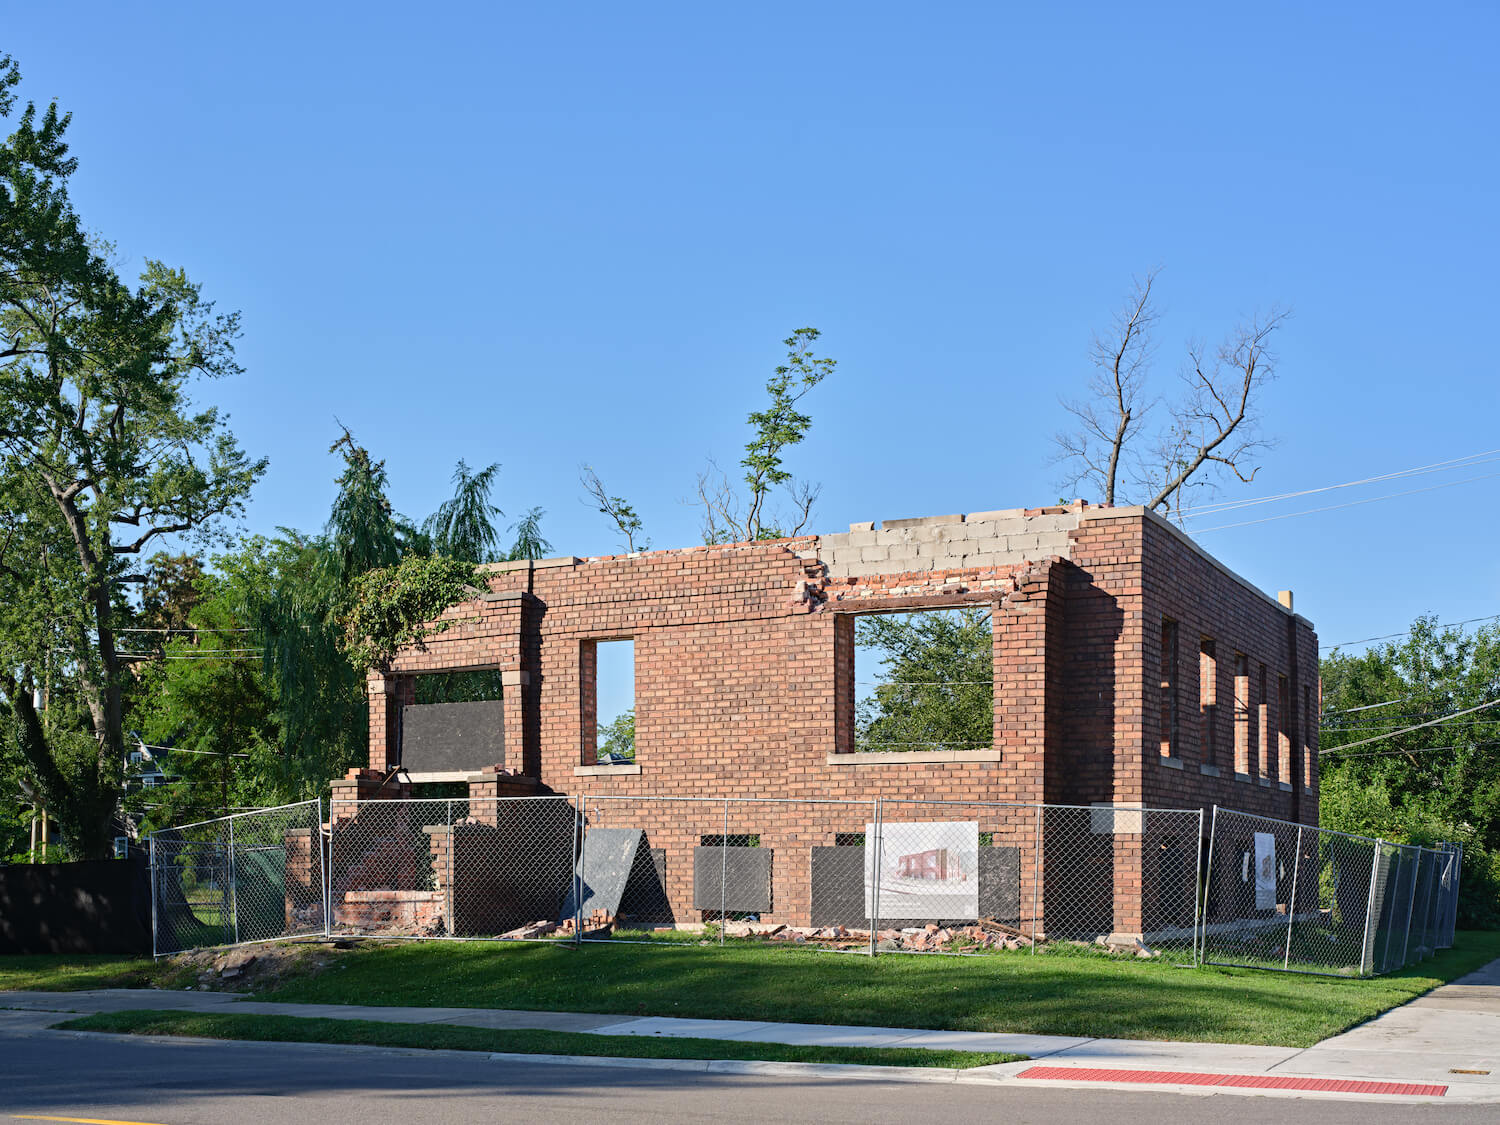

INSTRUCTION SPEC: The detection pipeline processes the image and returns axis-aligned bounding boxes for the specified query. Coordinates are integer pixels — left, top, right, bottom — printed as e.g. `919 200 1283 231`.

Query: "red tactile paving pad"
1015 1066 1447 1097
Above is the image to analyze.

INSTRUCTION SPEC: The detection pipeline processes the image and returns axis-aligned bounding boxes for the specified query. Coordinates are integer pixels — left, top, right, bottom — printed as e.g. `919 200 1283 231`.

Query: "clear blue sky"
7 2 1497 654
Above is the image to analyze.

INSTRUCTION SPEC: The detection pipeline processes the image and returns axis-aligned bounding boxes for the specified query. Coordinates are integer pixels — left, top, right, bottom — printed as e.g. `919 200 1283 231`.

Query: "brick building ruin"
327 501 1319 943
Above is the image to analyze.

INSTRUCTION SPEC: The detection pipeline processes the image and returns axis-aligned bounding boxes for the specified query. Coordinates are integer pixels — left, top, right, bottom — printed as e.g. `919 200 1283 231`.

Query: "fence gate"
149 800 326 956
1198 806 1462 977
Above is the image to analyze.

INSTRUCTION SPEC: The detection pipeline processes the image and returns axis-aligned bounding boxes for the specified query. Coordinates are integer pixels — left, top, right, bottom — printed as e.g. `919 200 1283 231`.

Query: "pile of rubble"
499 910 615 940
724 916 1039 952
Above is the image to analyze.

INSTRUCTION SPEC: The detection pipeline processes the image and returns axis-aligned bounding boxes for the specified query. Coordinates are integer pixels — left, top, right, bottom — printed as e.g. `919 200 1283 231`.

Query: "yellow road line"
13 1115 172 1125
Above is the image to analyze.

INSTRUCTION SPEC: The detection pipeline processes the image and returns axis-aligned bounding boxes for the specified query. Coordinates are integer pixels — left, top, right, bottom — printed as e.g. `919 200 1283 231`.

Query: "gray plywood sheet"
562 828 643 920
401 700 504 773
693 846 772 912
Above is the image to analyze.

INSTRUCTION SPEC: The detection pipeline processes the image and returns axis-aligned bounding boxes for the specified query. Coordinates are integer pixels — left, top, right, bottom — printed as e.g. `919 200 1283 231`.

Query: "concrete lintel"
826 749 1005 765
574 762 643 776
500 669 530 687
478 556 582 573
480 589 531 602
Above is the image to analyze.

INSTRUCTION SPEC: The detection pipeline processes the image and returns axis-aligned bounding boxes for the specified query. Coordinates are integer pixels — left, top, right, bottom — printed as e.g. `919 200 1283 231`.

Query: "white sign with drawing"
865 821 979 920
1254 831 1277 910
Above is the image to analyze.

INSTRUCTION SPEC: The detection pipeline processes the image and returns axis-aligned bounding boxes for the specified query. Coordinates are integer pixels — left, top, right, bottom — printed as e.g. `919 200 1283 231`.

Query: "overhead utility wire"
1175 448 1500 519
1190 471 1500 534
1318 697 1500 753
1322 739 1500 762
1330 614 1500 648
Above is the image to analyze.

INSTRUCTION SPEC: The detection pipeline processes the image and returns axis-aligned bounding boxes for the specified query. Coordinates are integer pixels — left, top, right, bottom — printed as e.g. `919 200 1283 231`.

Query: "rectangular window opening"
582 638 635 765
1233 654 1251 777
1199 637 1217 769
1277 674 1291 785
1160 619 1180 759
852 606 993 753
1257 664 1270 780
701 834 762 848
1303 683 1316 789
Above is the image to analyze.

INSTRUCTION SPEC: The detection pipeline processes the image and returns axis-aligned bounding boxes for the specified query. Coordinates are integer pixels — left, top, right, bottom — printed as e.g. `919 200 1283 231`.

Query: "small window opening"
1303 683 1315 789
583 639 635 764
853 606 993 753
1277 675 1291 785
701 834 761 847
1160 619 1180 759
1199 637 1218 769
835 832 867 847
413 669 505 704
1257 664 1270 779
1233 654 1251 776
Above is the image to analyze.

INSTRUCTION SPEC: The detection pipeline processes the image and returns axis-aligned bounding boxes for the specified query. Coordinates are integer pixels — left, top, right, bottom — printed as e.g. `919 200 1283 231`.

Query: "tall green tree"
855 608 994 752
0 56 265 857
1320 616 1500 926
424 459 503 563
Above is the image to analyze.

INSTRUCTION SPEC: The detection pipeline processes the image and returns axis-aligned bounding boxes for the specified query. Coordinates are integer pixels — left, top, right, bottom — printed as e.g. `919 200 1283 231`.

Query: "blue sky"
6 2 1498 656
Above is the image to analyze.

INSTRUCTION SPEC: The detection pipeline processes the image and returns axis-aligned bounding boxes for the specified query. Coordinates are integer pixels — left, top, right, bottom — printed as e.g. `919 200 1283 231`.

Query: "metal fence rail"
149 800 325 956
1199 807 1461 977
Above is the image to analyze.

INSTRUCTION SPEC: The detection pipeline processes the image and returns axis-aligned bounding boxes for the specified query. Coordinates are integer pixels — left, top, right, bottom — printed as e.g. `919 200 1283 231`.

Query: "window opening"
1277 675 1291 785
1257 664 1270 779
1199 637 1217 769
590 639 635 763
1303 683 1315 789
412 669 505 704
1160 619 1179 759
1233 654 1251 776
853 606 993 752
701 834 762 848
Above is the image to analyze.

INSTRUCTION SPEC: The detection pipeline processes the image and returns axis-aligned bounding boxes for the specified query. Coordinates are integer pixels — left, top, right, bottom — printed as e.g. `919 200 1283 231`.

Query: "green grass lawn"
53 1009 1019 1069
6 930 1499 1048
0 954 164 992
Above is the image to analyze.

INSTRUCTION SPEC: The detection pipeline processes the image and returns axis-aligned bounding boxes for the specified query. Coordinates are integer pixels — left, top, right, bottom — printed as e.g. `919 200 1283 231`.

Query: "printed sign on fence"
1254 831 1277 910
865 821 979 920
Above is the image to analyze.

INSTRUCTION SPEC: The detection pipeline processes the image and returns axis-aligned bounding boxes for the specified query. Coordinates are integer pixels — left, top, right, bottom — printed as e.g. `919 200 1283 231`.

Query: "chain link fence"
1199 807 1462 977
148 796 1462 976
149 800 325 956
328 796 578 940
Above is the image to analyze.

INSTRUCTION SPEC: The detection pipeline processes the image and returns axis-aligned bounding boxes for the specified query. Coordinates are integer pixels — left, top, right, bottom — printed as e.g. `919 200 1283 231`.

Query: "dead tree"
1054 271 1287 518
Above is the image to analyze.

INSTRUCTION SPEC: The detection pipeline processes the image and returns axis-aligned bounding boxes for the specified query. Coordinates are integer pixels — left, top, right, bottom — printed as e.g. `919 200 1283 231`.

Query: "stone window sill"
574 762 642 777
1198 763 1221 777
1233 771 1254 784
1160 756 1184 770
1278 781 1293 791
827 750 1005 766
1257 778 1273 788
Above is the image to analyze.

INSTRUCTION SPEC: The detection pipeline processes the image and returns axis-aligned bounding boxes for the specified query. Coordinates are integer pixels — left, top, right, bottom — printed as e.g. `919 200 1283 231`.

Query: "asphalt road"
2 1012 1491 1125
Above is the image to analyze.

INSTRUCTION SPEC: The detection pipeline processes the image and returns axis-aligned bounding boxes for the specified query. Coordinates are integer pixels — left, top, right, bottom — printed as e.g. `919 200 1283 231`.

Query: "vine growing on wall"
339 555 481 673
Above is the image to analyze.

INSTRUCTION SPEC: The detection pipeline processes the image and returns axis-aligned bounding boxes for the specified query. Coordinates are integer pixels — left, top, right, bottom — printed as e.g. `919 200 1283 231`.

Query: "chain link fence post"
1360 839 1381 976
1283 824 1303 970
870 798 883 958
319 798 331 938
227 815 240 946
1030 803 1041 955
1192 807 1205 966
149 833 159 958
574 795 585 945
1199 806 1219 966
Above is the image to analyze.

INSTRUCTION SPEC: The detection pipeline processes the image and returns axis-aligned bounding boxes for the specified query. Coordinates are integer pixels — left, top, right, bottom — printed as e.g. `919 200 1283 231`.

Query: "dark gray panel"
561 828 643 920
811 847 870 927
693 846 772 912
979 847 1021 922
401 700 504 773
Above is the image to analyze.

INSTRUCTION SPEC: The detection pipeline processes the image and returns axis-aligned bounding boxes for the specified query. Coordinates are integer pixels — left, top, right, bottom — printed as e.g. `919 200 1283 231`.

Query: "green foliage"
340 555 480 674
423 460 504 563
1320 615 1500 928
598 707 635 760
856 608 994 752
580 464 648 552
0 56 264 856
699 328 835 543
506 506 553 561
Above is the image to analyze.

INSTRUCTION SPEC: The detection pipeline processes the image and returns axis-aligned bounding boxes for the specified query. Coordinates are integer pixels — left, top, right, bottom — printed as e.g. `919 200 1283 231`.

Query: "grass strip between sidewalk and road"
52 1009 1023 1069
8 929 1499 1048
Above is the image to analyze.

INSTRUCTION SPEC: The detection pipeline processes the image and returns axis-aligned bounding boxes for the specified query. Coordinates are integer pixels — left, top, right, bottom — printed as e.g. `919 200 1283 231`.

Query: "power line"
1329 614 1500 649
1190 470 1500 534
1176 447 1500 518
1322 739 1500 762
1317 697 1500 753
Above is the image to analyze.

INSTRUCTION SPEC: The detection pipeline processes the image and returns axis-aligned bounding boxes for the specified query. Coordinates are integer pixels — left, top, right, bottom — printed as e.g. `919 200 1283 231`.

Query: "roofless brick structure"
336 501 1319 940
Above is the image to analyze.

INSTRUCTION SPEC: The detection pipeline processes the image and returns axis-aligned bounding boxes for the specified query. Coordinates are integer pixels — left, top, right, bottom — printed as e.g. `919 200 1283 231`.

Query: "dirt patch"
159 940 349 993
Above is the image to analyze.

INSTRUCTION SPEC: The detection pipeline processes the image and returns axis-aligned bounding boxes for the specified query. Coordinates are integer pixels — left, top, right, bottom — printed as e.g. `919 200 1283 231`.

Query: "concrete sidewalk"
5 958 1499 1103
